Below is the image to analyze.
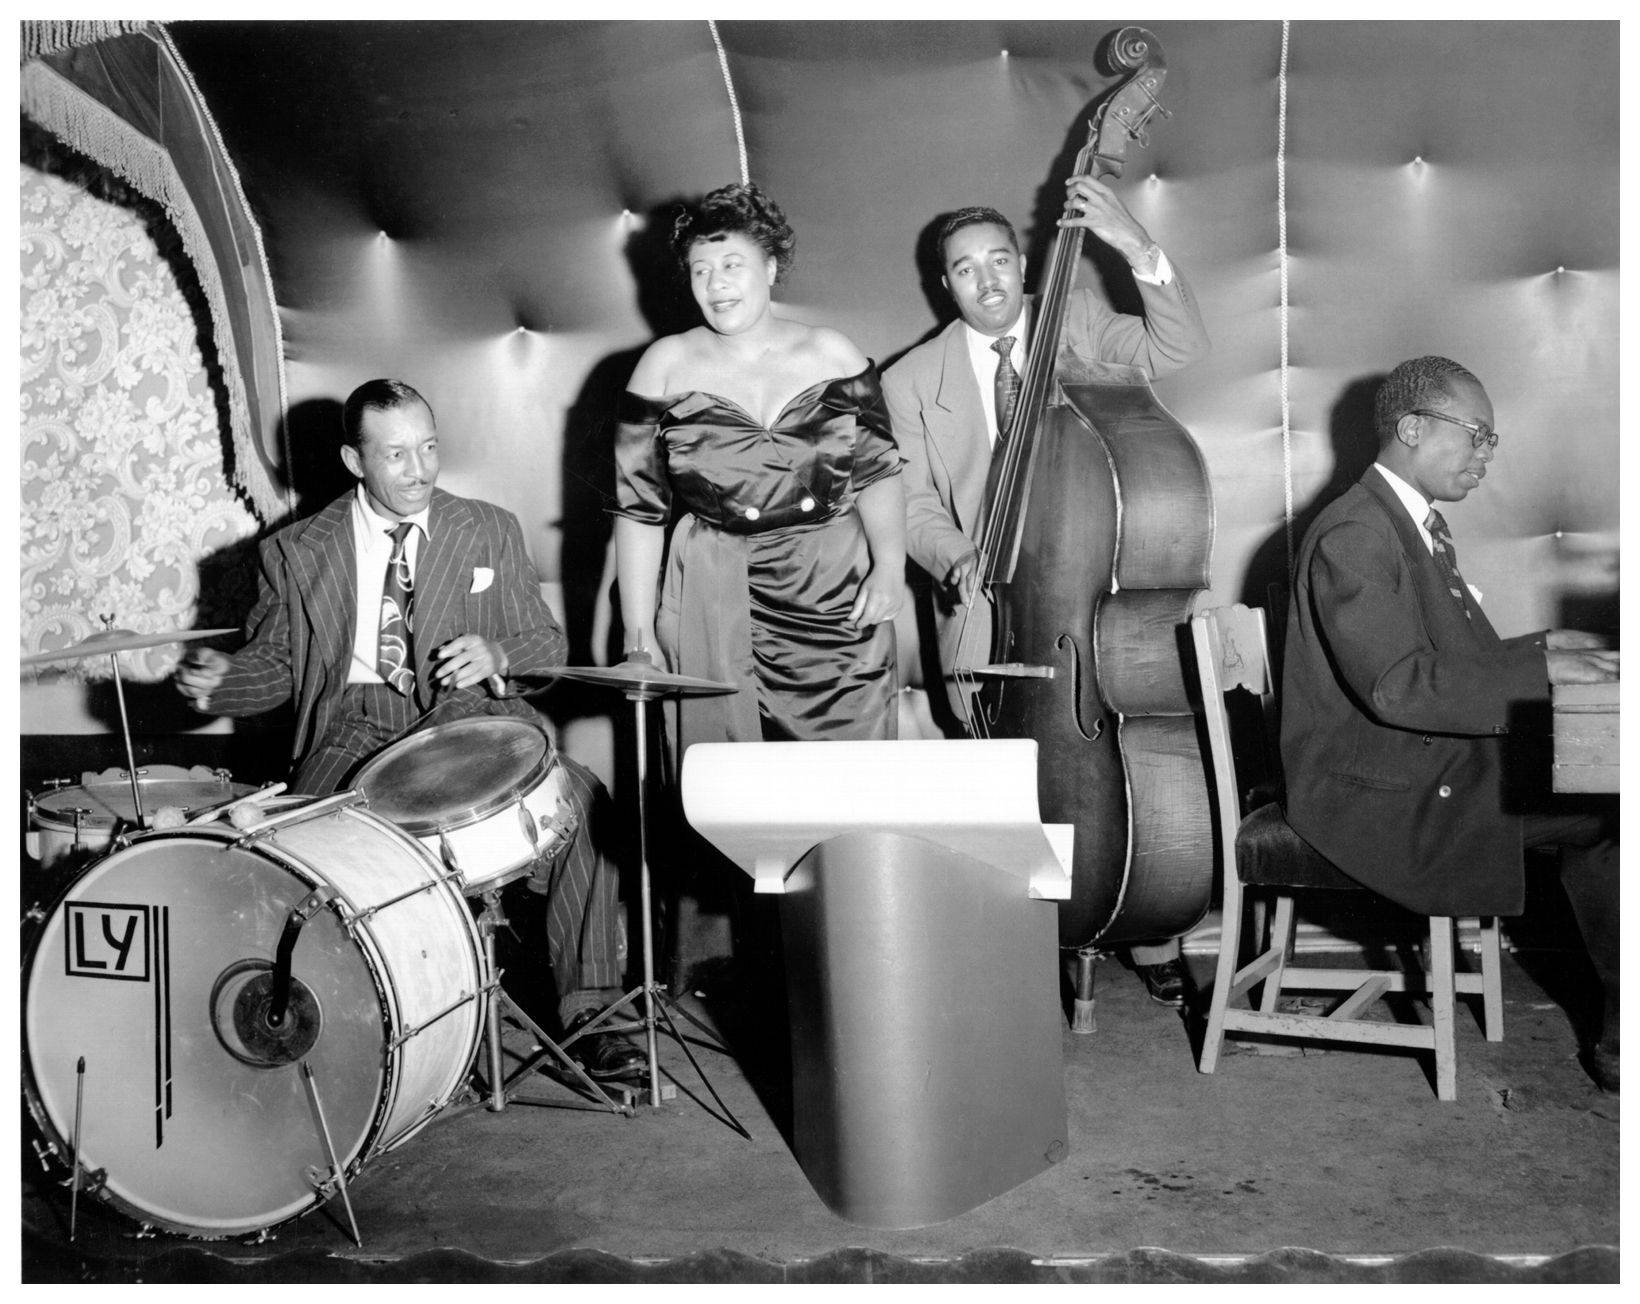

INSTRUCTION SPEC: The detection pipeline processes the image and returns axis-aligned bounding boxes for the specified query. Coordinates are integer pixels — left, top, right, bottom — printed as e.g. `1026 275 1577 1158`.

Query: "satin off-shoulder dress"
614 364 902 747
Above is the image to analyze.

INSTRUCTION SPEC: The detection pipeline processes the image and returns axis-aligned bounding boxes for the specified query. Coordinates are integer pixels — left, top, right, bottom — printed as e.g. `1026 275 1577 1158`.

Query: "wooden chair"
1191 604 1503 1101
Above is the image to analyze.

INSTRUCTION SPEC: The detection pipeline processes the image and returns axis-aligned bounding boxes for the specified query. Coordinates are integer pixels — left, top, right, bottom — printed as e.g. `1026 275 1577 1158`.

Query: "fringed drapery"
20 29 292 524
20 19 152 62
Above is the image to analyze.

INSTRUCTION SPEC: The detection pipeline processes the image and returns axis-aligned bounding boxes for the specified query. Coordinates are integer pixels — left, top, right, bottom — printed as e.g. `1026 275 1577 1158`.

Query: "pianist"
1280 356 1620 1092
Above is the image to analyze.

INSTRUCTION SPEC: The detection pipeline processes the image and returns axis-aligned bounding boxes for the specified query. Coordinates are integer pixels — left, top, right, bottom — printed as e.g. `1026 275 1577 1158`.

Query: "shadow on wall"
554 194 701 689
1022 29 1150 321
1240 374 1384 629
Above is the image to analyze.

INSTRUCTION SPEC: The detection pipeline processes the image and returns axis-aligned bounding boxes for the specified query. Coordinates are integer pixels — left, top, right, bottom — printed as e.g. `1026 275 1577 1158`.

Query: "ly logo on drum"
63 901 149 981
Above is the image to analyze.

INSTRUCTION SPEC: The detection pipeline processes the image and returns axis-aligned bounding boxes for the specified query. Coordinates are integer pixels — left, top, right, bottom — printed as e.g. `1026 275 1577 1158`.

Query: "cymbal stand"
99 615 146 828
469 888 634 1116
589 685 748 1137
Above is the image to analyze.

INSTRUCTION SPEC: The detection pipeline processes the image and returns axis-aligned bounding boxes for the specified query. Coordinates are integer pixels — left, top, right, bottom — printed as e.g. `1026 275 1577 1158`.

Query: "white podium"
682 739 1072 1229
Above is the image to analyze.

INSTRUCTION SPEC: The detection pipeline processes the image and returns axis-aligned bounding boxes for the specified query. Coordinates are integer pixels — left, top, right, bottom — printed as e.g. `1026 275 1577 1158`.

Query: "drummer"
174 378 645 1082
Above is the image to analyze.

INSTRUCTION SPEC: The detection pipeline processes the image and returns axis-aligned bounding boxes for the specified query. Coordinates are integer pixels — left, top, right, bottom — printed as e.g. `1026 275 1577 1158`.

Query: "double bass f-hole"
1056 634 1103 744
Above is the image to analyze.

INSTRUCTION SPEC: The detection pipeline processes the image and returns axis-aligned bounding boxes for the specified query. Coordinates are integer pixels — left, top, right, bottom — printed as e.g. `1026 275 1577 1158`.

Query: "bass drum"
21 795 486 1239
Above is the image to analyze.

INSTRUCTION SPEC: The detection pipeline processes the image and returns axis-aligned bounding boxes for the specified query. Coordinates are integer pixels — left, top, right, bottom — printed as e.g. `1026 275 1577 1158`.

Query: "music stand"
539 660 748 1137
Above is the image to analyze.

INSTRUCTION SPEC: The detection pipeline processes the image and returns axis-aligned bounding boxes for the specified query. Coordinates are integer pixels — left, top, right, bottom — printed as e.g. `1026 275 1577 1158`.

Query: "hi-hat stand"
540 660 747 1137
469 886 635 1116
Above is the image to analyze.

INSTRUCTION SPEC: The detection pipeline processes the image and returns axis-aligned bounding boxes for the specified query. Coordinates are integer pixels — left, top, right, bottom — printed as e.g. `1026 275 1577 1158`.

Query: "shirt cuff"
1132 246 1173 286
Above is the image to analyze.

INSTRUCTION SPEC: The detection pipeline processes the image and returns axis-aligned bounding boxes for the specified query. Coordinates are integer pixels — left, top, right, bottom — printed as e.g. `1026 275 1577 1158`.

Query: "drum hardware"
69 1057 85 1241
385 989 483 1052
265 885 340 1032
467 886 635 1117
211 960 324 1067
527 660 748 1135
299 1061 362 1248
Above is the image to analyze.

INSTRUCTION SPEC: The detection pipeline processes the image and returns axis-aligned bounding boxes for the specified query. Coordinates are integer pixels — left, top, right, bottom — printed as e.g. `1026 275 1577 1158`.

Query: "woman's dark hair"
672 182 796 282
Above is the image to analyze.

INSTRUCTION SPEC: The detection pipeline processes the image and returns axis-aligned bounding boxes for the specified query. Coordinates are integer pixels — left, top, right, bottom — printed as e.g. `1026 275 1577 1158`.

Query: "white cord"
707 20 749 184
1277 19 1294 576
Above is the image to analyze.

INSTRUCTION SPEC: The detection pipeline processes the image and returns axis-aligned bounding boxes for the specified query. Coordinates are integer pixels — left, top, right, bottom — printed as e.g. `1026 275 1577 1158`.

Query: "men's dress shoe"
1136 958 1190 1009
1582 1041 1619 1095
564 1009 647 1081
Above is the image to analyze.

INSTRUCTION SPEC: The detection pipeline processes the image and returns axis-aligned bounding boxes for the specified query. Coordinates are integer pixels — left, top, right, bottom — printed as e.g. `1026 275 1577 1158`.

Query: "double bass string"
953 168 1092 739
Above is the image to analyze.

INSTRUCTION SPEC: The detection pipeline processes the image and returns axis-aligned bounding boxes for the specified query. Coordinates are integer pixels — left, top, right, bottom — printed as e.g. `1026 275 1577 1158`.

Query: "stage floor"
21 920 1619 1284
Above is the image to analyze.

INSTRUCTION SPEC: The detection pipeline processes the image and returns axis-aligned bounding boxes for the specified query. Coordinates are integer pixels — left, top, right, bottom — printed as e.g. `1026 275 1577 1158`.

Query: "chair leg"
1477 915 1504 1042
1258 893 1297 1013
1199 872 1244 1075
1429 915 1457 1101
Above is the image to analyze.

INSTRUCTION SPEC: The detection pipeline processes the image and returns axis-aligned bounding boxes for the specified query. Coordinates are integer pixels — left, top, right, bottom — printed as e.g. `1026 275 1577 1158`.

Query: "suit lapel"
928 319 991 534
1359 472 1500 650
412 489 474 701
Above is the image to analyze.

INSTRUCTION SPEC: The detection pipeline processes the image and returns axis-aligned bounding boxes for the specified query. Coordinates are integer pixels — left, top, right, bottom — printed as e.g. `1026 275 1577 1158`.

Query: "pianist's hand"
1546 629 1615 651
1547 648 1620 685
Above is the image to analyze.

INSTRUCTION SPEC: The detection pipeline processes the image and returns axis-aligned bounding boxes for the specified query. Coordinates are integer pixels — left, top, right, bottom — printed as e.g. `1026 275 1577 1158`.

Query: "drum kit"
21 625 740 1244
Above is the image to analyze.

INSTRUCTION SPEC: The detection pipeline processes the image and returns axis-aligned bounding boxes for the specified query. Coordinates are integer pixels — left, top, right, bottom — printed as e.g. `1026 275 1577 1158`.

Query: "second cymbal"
543 662 736 698
21 627 238 668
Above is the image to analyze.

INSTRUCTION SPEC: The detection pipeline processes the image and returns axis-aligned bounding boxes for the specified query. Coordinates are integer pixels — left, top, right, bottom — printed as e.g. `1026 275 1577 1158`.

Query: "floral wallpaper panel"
20 161 261 683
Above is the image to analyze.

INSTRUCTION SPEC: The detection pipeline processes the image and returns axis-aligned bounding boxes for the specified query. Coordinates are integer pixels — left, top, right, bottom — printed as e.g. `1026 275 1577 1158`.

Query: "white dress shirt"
1372 462 1482 601
962 250 1175 447
348 485 431 683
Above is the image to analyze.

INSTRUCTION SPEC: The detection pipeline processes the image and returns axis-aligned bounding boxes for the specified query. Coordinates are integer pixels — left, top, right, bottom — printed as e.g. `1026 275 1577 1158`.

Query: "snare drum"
27 765 252 870
353 716 579 895
22 794 486 1239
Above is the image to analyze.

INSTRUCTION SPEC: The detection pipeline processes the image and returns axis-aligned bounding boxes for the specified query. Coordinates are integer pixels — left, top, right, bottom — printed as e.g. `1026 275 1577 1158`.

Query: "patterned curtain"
20 160 260 682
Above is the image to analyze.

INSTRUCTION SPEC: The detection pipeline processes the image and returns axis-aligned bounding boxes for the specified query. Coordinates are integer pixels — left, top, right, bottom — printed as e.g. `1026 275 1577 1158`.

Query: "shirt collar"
1372 463 1434 552
353 483 431 539
961 302 1030 354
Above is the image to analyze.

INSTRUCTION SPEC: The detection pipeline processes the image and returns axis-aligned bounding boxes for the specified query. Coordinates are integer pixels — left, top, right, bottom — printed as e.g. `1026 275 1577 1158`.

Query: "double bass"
961 27 1215 996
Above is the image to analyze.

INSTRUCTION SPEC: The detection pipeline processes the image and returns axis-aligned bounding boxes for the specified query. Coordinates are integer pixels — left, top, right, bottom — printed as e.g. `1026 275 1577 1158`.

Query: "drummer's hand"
174 648 231 711
945 549 981 607
434 634 505 690
848 565 905 630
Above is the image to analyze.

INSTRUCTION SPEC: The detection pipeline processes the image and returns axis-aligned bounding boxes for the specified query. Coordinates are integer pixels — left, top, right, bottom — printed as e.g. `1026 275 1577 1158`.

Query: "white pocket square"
470 567 494 594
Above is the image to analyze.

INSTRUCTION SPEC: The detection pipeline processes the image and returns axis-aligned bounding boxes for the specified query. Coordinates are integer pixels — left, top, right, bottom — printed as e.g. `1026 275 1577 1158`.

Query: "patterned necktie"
992 336 1022 443
377 521 416 693
1425 508 1470 619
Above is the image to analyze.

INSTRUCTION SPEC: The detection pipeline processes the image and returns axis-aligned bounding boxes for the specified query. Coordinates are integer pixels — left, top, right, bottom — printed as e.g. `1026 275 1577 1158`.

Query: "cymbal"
21 627 238 667
542 662 736 698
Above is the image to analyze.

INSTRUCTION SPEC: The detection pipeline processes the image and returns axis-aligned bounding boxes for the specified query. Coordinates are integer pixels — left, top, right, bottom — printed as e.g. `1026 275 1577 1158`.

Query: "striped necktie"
992 335 1021 443
1425 508 1470 620
377 521 417 693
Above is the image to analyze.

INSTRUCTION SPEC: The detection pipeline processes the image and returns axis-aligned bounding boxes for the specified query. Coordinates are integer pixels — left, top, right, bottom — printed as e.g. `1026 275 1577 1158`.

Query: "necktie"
377 521 416 693
1425 508 1470 619
992 336 1021 443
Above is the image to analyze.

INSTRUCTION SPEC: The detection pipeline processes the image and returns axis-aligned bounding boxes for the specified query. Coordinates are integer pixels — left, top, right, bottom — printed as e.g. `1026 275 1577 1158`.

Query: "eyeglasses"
1409 408 1499 451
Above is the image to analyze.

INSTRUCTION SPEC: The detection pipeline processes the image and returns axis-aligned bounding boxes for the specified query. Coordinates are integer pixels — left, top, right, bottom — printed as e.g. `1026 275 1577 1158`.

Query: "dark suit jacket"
209 487 566 768
1280 469 1549 916
882 275 1209 711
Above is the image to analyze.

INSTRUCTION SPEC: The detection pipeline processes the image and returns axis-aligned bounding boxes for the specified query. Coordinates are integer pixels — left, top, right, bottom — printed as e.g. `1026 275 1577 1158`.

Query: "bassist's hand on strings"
946 548 982 607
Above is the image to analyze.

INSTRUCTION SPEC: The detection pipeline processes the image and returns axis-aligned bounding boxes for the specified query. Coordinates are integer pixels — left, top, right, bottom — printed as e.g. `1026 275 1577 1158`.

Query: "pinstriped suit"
209 486 622 1009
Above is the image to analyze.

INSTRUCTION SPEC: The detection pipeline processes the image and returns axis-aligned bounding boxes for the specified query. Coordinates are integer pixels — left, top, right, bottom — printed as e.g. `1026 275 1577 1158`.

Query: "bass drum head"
23 831 390 1238
353 715 550 835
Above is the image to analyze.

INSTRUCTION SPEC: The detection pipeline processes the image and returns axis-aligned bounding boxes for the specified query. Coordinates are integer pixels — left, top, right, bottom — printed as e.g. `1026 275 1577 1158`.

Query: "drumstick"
185 783 287 825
